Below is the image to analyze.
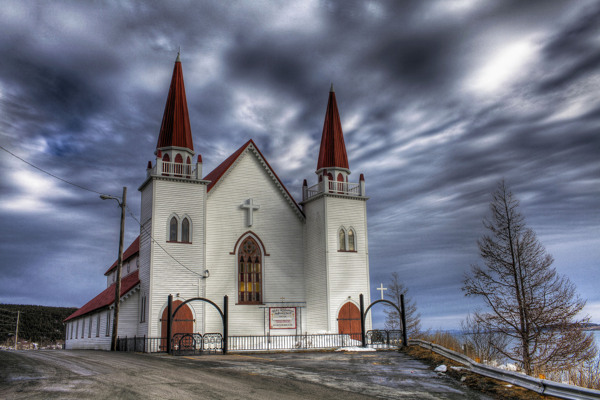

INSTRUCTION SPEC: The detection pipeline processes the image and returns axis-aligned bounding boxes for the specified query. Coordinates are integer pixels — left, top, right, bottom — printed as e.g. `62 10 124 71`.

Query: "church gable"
204 140 304 221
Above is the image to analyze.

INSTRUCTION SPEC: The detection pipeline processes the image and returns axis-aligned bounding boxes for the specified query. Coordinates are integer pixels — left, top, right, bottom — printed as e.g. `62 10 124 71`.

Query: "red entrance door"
161 300 194 350
338 302 361 341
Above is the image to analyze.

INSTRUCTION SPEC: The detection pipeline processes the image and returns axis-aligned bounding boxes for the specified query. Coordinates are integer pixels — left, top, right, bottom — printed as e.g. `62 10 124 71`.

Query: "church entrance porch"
337 302 361 341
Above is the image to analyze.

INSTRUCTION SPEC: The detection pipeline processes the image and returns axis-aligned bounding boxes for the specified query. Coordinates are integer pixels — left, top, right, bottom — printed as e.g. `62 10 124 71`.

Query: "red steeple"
317 84 349 171
156 53 194 151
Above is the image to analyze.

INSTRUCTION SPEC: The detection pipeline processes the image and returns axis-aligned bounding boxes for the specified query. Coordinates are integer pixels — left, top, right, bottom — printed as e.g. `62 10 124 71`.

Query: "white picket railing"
409 339 600 400
304 180 363 201
148 161 202 180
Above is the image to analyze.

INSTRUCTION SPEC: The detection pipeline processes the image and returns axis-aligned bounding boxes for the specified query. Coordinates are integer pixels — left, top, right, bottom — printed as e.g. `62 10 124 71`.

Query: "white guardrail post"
408 339 600 400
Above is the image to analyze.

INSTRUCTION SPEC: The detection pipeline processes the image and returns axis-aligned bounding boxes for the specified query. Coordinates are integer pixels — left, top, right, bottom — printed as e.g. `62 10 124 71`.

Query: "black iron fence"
171 333 223 355
116 336 166 353
117 330 402 353
366 330 403 348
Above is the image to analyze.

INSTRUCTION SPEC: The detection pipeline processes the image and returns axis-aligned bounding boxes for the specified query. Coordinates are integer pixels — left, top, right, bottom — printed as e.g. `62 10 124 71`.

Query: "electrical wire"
125 205 203 278
0 144 115 197
1 143 200 278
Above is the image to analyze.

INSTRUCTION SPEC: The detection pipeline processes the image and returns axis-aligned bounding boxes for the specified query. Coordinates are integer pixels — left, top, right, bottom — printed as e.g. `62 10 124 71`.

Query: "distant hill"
0 304 77 344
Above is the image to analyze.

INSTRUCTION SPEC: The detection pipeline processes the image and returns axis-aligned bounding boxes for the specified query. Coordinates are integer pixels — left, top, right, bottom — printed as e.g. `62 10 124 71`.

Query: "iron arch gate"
166 294 228 354
359 293 408 348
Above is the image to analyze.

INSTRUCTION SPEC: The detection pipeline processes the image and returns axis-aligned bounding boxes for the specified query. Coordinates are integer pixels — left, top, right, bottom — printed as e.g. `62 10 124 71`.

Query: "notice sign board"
269 307 296 329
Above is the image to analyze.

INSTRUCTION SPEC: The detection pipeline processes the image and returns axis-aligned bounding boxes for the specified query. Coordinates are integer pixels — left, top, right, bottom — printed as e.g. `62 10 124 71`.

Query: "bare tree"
461 313 508 365
384 272 421 337
463 180 596 376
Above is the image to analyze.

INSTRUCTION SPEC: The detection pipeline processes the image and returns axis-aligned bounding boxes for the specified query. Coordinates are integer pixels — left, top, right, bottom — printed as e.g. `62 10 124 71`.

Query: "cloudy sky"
0 0 598 330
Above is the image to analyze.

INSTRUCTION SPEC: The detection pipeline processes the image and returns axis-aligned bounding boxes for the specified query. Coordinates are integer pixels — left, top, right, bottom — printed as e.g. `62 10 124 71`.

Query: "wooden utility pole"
101 186 127 351
14 310 20 350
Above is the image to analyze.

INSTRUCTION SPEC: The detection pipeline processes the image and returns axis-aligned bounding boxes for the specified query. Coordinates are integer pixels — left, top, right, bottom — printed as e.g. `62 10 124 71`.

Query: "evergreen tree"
463 180 596 375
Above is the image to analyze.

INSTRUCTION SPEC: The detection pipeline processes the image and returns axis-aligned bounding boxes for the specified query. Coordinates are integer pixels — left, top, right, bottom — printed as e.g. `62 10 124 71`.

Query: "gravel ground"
0 349 493 399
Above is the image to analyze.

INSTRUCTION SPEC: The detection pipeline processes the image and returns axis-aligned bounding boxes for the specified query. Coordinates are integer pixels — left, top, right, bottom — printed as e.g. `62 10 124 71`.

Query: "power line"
125 206 203 279
1 143 201 279
0 144 116 197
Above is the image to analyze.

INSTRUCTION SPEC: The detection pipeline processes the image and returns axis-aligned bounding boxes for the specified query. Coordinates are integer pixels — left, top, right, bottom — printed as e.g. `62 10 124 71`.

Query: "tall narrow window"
181 218 190 243
81 319 85 338
76 320 79 339
339 229 346 251
174 153 183 176
238 237 262 304
140 295 146 323
169 217 178 242
337 173 344 193
348 229 355 251
70 323 73 339
96 314 100 337
105 311 111 336
162 153 170 175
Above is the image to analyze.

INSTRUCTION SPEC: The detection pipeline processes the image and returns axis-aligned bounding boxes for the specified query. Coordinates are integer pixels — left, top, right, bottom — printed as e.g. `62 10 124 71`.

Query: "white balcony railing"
148 160 202 180
303 179 364 201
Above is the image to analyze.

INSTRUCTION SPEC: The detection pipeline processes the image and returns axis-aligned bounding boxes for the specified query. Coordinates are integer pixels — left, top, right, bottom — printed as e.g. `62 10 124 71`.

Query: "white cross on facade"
377 283 387 300
240 198 260 227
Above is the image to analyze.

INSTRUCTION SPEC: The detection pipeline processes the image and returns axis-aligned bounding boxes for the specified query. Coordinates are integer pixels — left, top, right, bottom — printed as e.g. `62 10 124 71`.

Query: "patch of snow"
335 346 376 352
434 365 447 372
498 363 518 371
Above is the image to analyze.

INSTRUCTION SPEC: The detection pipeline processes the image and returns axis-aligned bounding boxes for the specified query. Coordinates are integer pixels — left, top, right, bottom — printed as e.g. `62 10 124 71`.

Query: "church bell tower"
138 53 208 338
301 85 371 334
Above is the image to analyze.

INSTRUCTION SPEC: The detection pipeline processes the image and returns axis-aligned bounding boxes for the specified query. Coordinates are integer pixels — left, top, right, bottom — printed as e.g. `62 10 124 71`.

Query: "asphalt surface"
0 349 492 399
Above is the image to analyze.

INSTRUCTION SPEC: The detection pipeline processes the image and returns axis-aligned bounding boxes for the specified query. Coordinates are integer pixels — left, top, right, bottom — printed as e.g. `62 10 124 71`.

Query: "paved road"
0 350 491 399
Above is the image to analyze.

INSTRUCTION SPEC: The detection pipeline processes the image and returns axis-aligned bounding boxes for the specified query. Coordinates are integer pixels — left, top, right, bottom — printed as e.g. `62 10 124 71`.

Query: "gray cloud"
1 0 598 329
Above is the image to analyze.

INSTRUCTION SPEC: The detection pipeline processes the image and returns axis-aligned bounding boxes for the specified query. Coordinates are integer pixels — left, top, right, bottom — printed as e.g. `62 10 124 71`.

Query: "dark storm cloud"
0 0 598 328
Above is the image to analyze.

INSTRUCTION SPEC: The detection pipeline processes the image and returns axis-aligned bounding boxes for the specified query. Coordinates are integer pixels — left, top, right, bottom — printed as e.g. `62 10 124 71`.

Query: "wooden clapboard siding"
303 198 329 332
65 292 138 350
139 179 153 337
205 151 305 335
325 196 372 332
147 178 207 337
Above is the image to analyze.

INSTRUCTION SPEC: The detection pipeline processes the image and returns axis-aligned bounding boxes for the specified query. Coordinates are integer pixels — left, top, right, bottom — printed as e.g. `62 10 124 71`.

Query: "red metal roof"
203 139 303 215
156 57 194 151
317 88 349 170
104 236 140 276
64 270 140 321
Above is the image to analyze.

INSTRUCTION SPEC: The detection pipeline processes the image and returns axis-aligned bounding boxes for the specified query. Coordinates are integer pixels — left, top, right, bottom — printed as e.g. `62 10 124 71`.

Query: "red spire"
156 54 194 151
317 84 349 171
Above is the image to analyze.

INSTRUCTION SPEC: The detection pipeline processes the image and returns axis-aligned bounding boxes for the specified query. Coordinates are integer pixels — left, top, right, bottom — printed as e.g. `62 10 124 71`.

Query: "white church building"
65 55 372 350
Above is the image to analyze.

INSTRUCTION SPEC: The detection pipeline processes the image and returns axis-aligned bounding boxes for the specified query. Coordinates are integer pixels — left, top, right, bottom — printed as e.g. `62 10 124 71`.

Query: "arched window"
339 228 346 251
181 217 190 243
348 229 355 251
238 237 262 304
337 173 344 193
169 217 178 242
162 153 170 175
174 154 183 176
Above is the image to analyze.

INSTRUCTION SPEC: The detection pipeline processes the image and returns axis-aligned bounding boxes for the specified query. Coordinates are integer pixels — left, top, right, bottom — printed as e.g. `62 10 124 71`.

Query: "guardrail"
409 339 600 400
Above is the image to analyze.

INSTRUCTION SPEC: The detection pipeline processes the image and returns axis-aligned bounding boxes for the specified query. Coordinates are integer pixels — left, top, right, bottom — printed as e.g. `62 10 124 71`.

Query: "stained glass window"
238 237 262 304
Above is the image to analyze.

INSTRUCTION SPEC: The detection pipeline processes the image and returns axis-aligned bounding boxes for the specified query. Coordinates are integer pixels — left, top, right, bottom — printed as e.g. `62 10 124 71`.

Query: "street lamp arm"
100 194 123 204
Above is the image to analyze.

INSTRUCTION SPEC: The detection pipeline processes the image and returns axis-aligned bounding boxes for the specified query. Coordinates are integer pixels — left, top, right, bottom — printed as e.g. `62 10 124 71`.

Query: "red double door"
338 302 361 340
